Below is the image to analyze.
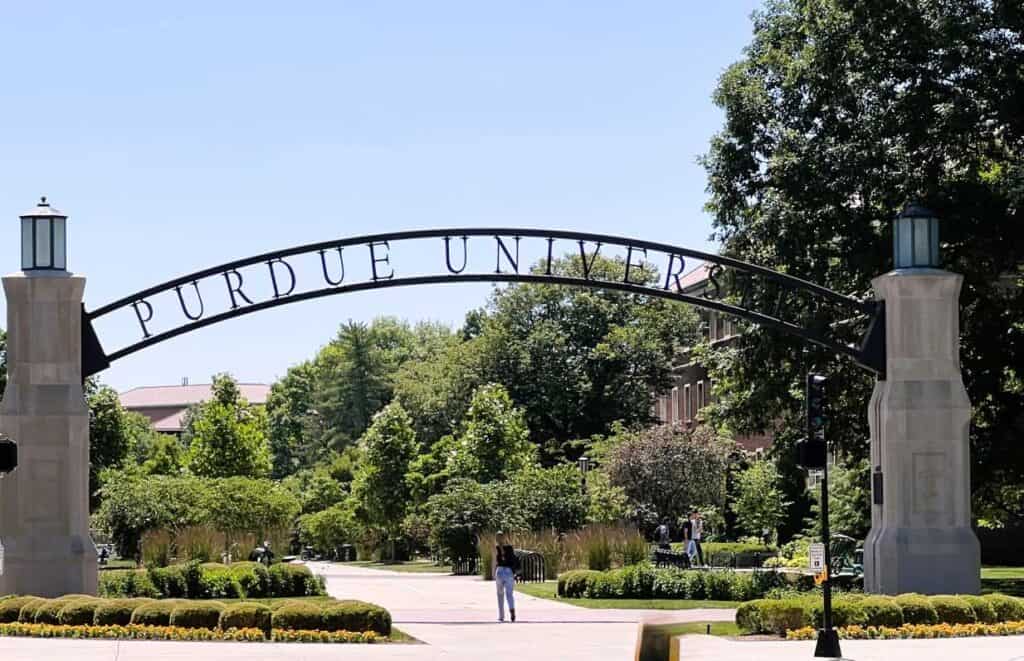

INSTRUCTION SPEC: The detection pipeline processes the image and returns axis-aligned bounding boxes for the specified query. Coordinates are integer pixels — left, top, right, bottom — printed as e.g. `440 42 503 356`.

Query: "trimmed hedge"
219 602 272 635
0 595 390 635
892 594 939 625
94 598 154 626
928 595 977 624
322 600 392 636
131 600 186 626
557 564 796 601
271 601 324 631
57 598 103 625
169 602 225 629
0 597 39 623
101 561 322 599
961 595 998 624
984 593 1024 622
737 593 1024 635
18 597 48 623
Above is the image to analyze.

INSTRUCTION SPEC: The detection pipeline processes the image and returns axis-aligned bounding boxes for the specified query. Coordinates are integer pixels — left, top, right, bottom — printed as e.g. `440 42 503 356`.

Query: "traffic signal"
798 374 827 470
0 435 17 474
807 373 827 440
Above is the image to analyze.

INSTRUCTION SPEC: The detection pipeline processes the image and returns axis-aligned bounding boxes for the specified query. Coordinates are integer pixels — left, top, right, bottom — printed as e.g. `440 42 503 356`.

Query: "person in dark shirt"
494 531 519 622
681 516 695 564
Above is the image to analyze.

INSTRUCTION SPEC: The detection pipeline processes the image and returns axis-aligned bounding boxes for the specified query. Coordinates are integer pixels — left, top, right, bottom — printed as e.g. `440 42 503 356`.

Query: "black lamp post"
577 456 591 496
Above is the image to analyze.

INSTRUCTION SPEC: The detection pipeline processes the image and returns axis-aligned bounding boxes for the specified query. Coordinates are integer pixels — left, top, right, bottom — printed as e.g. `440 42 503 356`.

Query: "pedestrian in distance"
680 514 694 565
691 511 705 567
655 520 671 550
494 531 519 623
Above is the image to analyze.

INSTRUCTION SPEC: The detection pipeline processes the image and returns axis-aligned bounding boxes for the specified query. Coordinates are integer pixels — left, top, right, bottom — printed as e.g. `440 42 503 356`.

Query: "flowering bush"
0 622 381 643
786 620 1024 640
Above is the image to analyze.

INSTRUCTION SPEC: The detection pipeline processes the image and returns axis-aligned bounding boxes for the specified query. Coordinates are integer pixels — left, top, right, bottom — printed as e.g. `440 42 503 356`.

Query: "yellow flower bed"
786 620 1024 640
0 622 381 644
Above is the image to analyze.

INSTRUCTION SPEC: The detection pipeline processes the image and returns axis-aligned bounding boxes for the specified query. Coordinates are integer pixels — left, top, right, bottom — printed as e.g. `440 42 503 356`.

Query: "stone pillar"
0 272 97 597
863 269 980 595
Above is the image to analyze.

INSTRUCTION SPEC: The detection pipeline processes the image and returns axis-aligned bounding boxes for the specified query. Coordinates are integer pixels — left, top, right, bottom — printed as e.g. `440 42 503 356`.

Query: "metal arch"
81 227 885 377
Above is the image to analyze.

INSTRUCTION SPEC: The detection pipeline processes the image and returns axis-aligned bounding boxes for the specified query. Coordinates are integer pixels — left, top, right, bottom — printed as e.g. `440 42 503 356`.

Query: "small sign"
809 543 825 571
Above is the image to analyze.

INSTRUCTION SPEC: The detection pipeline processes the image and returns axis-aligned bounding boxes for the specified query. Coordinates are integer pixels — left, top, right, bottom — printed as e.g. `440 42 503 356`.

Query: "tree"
87 383 133 508
465 254 701 462
424 478 526 560
350 403 418 546
508 465 588 532
265 360 321 478
604 425 732 528
139 434 184 476
805 458 871 540
298 502 360 556
701 1 1024 526
283 465 348 515
448 384 535 483
183 374 272 478
732 460 790 544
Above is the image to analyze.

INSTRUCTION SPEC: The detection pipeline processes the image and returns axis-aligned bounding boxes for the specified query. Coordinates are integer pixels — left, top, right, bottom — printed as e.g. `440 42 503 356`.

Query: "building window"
697 381 705 412
671 387 680 423
683 384 692 423
715 314 726 341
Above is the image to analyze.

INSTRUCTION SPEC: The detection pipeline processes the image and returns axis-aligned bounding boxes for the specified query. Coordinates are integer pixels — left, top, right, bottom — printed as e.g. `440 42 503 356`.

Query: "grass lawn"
981 566 1024 580
98 559 138 571
342 560 452 574
645 621 742 637
515 581 740 610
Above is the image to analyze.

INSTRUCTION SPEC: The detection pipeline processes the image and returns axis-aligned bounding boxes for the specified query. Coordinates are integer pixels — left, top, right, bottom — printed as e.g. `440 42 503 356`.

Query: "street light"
894 203 940 269
20 196 68 272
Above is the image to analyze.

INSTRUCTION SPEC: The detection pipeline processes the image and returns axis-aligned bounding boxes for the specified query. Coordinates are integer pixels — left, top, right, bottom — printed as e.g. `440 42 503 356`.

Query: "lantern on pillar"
20 196 68 271
893 203 940 269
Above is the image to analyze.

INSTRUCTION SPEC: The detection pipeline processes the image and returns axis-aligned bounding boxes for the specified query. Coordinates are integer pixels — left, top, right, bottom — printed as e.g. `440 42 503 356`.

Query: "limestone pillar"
0 272 97 597
863 269 980 595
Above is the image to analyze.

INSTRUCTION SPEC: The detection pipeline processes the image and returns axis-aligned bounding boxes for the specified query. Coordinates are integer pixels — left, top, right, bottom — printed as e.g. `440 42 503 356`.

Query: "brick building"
119 380 271 436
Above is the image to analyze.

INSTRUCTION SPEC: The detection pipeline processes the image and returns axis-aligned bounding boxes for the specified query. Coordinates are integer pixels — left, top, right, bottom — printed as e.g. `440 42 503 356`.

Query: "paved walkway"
677 633 1024 661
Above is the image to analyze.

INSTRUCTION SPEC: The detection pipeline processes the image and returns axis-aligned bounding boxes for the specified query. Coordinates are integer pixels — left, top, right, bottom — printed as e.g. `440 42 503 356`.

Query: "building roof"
119 383 271 409
676 263 711 293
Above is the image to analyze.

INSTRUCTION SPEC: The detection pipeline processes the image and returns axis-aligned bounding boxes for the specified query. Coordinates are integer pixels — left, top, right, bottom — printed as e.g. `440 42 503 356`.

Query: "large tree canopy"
702 0 1024 527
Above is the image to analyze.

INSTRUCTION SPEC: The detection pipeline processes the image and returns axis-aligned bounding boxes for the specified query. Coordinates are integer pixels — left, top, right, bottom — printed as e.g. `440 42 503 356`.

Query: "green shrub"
928 595 977 624
0 597 39 623
651 567 687 598
99 569 159 598
147 562 203 598
960 594 998 623
808 597 866 628
558 570 601 597
56 598 103 626
982 593 1024 622
229 562 270 598
858 596 904 627
18 597 49 623
584 571 626 598
619 564 657 599
169 601 225 629
321 600 392 635
197 563 243 599
268 563 322 597
93 598 154 626
758 600 811 635
735 599 766 634
271 600 323 631
130 600 184 626
219 602 272 634
891 595 939 625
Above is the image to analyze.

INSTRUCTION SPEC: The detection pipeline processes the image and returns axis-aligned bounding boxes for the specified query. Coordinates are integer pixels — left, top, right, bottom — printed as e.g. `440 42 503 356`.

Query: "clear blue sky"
0 1 762 392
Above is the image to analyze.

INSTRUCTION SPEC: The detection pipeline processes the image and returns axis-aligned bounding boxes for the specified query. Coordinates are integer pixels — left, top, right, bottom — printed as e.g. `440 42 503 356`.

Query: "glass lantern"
893 203 940 269
20 197 67 271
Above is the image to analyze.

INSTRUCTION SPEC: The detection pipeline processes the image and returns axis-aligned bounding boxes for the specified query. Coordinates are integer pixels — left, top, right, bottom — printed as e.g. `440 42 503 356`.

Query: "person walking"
494 532 519 623
691 511 705 567
682 514 695 565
